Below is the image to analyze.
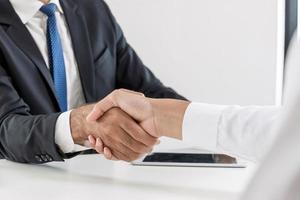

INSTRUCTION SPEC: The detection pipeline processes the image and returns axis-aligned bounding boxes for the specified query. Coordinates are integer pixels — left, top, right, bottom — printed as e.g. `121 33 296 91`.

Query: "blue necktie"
40 3 67 111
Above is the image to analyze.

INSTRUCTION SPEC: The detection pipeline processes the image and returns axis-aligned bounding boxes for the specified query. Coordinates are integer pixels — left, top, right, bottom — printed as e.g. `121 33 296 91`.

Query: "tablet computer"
132 152 246 168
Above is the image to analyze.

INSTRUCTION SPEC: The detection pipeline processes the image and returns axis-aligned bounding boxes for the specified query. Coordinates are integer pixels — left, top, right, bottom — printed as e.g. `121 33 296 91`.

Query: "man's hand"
86 89 190 160
87 89 159 137
70 104 158 162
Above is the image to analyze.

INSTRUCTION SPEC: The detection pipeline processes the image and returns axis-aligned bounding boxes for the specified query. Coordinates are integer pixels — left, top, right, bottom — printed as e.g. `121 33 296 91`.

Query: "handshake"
70 89 189 162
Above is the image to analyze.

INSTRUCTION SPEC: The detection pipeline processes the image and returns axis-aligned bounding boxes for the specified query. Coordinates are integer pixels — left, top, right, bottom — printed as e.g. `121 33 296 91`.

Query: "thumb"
86 94 117 121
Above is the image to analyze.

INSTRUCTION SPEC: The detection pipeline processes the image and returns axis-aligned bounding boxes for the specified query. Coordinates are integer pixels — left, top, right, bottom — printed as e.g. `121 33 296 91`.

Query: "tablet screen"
142 153 237 164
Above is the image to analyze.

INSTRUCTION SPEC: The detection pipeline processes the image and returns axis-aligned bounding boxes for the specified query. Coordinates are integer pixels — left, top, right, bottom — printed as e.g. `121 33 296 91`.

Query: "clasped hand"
70 89 160 162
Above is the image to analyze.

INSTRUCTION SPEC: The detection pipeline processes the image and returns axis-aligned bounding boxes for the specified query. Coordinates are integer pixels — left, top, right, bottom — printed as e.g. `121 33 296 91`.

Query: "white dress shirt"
183 103 280 162
9 0 87 153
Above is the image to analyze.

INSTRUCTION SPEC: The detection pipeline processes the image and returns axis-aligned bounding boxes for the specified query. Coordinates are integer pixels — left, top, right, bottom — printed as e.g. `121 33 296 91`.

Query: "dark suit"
0 0 185 164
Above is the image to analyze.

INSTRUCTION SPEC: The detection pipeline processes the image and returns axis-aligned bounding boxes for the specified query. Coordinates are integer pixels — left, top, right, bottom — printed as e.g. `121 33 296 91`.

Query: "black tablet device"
132 152 246 168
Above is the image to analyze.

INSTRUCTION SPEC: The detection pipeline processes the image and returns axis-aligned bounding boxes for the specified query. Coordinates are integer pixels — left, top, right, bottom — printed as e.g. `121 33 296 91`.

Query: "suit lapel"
0 0 96 107
6 26 58 95
0 0 60 109
60 0 96 103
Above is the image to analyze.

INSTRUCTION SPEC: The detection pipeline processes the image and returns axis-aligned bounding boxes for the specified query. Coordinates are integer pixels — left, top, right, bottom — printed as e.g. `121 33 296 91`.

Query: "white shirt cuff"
182 103 227 151
55 111 90 153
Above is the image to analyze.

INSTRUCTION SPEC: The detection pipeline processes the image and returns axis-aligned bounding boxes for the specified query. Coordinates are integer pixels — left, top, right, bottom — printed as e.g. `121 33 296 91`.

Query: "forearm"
149 98 281 162
0 113 64 163
150 98 190 139
182 103 281 162
0 103 96 163
69 104 96 145
217 105 280 161
55 111 92 154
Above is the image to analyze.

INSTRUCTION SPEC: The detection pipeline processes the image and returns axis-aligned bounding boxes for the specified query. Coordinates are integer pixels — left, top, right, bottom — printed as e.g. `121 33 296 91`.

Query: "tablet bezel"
132 152 247 168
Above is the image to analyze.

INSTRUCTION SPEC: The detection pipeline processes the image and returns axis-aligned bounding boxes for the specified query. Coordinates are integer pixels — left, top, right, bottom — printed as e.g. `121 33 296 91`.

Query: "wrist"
149 98 190 140
70 104 95 145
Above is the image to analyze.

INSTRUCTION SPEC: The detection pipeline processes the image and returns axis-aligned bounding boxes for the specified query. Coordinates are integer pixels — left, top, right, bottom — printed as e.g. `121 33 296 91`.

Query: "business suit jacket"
0 0 185 164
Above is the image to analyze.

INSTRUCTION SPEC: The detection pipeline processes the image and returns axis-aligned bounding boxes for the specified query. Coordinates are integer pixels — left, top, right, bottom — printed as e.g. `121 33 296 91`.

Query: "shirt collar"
9 0 64 24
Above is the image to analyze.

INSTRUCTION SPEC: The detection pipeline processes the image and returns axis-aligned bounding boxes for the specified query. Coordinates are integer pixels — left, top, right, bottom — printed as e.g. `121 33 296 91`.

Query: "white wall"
106 0 284 105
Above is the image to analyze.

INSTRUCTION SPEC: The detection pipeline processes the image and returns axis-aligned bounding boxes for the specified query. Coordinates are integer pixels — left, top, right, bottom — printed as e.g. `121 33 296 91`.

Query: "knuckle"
115 89 123 95
94 102 102 110
110 90 118 99
108 94 117 105
113 89 121 94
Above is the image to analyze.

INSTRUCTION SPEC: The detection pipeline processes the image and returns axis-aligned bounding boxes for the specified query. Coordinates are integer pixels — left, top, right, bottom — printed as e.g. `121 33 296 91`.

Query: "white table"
0 150 255 200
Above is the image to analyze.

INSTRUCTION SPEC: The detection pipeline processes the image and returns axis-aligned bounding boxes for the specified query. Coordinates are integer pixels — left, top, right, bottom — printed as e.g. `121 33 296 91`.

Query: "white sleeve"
55 111 90 153
183 103 280 162
183 103 227 150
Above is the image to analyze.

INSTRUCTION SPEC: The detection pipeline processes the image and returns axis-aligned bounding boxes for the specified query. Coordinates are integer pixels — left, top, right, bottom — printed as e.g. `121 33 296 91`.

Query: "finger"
103 147 113 160
98 145 118 161
95 137 104 154
96 126 140 161
86 94 117 122
102 134 141 162
121 120 158 147
87 89 145 122
115 127 153 154
103 147 118 160
110 147 136 162
88 135 104 155
88 135 96 147
100 135 130 160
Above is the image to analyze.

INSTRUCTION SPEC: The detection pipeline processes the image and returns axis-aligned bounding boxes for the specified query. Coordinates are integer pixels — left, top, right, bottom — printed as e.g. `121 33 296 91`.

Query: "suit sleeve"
102 1 187 100
0 64 64 164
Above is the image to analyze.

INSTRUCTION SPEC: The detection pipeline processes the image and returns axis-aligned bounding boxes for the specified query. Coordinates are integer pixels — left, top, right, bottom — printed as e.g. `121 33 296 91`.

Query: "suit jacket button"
40 155 48 162
35 155 43 162
45 154 53 161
